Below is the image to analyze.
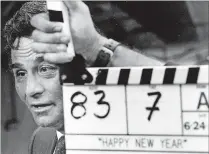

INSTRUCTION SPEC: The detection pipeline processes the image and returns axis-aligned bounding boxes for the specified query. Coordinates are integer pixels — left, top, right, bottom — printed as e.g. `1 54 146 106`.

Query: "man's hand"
31 1 106 65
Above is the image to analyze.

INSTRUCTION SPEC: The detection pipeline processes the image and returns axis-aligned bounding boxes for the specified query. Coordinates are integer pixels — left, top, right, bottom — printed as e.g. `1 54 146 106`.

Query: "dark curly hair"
3 1 47 51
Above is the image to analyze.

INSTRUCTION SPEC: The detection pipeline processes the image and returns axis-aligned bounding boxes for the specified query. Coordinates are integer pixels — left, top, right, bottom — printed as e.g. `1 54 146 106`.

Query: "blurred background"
1 1 208 154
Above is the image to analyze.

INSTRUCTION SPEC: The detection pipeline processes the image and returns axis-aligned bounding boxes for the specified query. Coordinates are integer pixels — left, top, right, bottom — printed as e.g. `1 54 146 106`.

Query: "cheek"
47 82 63 115
44 78 63 101
51 86 63 102
15 82 26 103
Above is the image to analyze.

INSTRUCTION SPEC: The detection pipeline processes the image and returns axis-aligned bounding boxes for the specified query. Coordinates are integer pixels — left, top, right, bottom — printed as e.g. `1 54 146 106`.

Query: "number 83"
70 90 110 119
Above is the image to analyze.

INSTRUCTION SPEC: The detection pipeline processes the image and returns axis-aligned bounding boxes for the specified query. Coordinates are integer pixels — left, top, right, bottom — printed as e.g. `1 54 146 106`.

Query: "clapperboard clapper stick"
46 1 75 58
63 65 208 85
47 1 92 84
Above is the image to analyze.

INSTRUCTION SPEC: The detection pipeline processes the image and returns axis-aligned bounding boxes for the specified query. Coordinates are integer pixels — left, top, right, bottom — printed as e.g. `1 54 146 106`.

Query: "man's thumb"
63 0 81 12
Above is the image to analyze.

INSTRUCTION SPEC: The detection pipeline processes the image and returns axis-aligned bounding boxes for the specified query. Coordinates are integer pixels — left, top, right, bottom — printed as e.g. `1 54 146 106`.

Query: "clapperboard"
62 65 209 154
46 1 209 154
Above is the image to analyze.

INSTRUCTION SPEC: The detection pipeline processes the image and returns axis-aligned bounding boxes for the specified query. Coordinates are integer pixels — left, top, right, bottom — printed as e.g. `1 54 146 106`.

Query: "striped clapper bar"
62 65 209 154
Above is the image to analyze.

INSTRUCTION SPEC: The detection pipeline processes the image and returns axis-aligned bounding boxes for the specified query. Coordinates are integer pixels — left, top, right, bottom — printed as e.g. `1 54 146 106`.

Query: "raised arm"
30 1 165 67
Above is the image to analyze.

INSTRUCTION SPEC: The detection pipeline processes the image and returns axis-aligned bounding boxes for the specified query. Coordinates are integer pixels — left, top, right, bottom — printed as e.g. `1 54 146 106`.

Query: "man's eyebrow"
10 56 45 69
11 63 24 69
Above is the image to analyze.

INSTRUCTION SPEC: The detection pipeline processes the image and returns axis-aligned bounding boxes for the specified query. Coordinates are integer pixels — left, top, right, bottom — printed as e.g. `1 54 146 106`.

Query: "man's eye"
40 67 49 72
38 65 57 76
16 71 27 77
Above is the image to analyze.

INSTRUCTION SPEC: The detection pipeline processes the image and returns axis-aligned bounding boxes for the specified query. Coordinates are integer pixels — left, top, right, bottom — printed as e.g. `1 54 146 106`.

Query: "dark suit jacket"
29 127 58 154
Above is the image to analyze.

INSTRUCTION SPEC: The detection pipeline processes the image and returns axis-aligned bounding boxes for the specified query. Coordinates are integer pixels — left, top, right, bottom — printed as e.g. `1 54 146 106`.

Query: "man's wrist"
85 35 108 66
91 38 121 67
107 45 166 67
107 45 130 67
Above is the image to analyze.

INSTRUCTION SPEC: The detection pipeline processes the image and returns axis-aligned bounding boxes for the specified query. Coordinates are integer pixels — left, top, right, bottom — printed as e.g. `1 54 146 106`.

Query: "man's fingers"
63 1 89 13
44 52 74 63
31 42 67 53
63 1 81 11
32 29 70 44
31 13 63 33
31 41 73 63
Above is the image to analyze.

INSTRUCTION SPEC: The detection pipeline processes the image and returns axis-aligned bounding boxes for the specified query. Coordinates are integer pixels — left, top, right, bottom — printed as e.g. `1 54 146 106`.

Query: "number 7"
146 92 161 121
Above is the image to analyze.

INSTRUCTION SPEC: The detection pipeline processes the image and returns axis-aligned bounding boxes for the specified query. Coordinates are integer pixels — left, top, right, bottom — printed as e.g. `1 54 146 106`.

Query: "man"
3 1 165 154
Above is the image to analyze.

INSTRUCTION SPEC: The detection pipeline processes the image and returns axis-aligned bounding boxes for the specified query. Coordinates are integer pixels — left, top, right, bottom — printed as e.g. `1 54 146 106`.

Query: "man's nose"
26 74 44 99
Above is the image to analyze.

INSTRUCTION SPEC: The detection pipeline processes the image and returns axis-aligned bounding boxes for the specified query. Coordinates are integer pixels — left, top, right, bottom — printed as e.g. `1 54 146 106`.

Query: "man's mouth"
31 103 54 112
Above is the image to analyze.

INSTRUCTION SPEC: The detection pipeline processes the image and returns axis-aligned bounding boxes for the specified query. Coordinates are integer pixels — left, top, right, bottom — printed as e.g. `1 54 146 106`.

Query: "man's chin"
33 115 64 130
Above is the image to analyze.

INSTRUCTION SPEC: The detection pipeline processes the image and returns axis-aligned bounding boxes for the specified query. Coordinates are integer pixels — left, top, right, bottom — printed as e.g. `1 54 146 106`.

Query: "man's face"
11 37 64 130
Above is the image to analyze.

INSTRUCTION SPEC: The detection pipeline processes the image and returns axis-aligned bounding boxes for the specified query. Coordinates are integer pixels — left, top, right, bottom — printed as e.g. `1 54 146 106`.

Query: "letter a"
197 92 209 109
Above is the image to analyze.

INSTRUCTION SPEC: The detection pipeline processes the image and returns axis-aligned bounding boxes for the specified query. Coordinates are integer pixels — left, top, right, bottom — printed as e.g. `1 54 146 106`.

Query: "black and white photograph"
1 1 209 154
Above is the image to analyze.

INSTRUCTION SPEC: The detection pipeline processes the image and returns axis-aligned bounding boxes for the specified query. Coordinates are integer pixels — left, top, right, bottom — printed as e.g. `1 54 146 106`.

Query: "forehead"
11 37 44 64
13 37 33 49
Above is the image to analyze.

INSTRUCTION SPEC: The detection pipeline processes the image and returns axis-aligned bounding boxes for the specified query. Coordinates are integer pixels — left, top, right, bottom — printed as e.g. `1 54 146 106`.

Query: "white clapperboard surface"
62 65 209 154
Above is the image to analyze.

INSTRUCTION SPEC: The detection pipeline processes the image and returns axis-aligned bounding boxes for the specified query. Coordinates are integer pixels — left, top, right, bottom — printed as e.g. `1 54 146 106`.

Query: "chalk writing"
70 90 110 119
146 92 161 121
197 92 209 109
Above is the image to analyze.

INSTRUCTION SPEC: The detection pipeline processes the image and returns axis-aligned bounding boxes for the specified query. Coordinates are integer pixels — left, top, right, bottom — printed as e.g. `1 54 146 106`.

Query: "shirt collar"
56 130 64 140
